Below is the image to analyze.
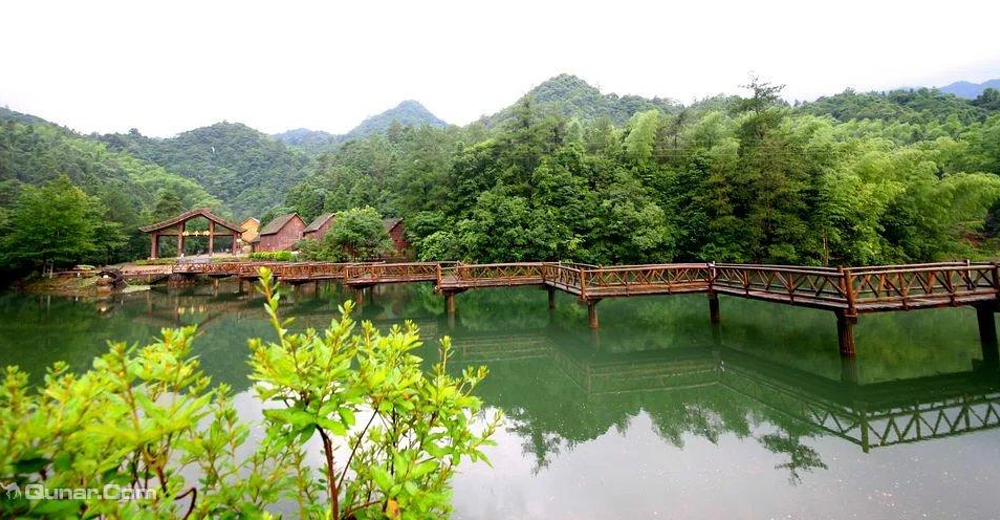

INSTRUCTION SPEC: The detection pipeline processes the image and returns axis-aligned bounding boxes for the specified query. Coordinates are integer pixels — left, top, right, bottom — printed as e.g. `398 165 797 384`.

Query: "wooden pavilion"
140 208 243 259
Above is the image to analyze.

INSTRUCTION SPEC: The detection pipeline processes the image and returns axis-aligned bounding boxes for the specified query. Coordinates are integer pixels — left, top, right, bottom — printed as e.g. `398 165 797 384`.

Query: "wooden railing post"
579 268 588 300
839 266 857 317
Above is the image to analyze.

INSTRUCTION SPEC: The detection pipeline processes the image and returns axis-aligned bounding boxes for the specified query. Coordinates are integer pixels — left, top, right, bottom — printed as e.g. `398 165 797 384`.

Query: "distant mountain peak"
347 100 448 138
272 100 448 155
483 73 680 127
939 78 1000 99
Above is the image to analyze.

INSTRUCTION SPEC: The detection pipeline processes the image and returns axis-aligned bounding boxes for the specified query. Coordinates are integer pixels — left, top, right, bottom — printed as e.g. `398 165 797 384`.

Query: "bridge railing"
711 263 849 308
579 263 712 297
345 262 441 283
845 262 1000 311
443 262 547 286
541 263 585 292
273 262 352 280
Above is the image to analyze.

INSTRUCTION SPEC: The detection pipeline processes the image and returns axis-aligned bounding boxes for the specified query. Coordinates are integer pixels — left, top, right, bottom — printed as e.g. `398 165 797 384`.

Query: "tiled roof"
383 218 403 231
304 213 335 233
259 213 300 235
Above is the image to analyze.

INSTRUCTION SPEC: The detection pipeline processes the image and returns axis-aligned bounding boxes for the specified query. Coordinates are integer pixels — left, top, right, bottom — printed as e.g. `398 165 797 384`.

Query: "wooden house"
302 213 335 241
383 218 409 256
240 217 260 244
255 213 306 252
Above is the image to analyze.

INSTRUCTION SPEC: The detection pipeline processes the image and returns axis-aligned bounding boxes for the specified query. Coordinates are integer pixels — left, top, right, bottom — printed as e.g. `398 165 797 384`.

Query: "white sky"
1 0 998 137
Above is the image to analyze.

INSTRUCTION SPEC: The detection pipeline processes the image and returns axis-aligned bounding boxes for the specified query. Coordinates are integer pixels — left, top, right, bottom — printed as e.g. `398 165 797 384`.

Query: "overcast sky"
1 0 998 137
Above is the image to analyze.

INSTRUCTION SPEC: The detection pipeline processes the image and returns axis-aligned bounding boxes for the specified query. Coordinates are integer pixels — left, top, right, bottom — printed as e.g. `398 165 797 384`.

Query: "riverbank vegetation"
0 270 499 518
285 77 1000 266
2 75 1000 275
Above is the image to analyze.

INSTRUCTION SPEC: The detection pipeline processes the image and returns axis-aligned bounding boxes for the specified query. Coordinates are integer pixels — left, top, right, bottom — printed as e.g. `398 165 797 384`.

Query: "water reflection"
1 281 999 518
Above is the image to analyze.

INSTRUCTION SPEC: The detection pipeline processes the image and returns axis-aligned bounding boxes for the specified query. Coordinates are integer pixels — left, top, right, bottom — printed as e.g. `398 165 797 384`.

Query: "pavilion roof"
139 208 242 234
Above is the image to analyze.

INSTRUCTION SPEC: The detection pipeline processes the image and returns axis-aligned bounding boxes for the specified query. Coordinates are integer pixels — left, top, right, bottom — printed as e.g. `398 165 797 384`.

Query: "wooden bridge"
128 260 1000 357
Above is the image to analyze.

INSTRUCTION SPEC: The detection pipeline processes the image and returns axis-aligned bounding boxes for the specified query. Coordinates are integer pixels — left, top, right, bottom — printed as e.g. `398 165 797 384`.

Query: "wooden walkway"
128 259 1000 356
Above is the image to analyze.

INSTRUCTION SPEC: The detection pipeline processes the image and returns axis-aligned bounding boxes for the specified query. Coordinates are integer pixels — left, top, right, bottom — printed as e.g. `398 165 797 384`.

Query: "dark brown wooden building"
140 208 242 259
384 218 409 256
302 213 335 241
255 213 306 252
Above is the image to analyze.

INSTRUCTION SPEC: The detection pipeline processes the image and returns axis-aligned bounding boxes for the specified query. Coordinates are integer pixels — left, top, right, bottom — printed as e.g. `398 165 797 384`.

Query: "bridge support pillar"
976 302 999 365
708 292 720 324
836 311 857 357
547 287 556 309
354 287 365 306
587 300 600 330
446 292 457 315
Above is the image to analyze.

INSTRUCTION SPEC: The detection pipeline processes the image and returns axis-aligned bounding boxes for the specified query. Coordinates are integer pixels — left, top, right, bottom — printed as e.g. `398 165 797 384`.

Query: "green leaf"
371 466 394 491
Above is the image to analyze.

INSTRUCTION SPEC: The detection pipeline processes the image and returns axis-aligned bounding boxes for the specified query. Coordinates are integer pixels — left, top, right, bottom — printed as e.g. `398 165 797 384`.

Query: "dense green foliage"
3 74 1000 272
98 123 312 218
0 271 498 518
300 207 393 261
285 77 1000 265
0 176 125 270
0 120 220 268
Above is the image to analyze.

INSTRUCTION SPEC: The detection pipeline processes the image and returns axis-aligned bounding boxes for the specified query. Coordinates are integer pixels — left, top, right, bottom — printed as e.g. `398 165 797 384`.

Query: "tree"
150 190 185 222
301 206 393 261
972 88 1000 111
0 175 100 272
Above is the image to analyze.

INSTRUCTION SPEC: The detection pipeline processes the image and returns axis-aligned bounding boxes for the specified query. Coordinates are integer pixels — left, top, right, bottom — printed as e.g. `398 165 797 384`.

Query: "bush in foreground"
0 267 500 519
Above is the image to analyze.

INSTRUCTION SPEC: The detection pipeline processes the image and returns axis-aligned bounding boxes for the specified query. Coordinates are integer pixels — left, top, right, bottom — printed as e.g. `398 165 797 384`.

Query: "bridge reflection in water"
118 280 1000 459
441 324 1000 457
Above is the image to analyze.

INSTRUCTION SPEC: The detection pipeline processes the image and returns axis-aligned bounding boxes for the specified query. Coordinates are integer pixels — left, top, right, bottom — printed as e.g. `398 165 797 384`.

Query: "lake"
1 281 998 519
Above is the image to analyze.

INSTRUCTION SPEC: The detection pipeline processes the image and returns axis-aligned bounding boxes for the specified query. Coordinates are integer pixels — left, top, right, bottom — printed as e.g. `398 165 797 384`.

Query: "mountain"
274 100 448 156
344 100 448 139
99 122 312 218
0 115 221 260
0 106 51 126
271 128 344 156
799 86 991 124
482 74 681 127
939 79 1000 100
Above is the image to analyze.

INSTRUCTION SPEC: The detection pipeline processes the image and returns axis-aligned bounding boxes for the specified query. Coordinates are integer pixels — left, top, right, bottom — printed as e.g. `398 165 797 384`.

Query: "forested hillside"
0 118 221 267
285 77 1000 266
98 123 312 218
2 73 1000 273
482 74 681 127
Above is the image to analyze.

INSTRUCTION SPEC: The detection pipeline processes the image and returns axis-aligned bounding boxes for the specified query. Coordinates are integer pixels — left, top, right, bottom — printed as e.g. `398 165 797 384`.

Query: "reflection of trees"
6 281 997 485
445 320 999 482
760 429 828 485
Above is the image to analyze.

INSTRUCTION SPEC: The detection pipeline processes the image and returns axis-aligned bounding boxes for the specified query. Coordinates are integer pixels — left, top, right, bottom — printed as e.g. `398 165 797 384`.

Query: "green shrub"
0 267 500 519
134 257 179 265
248 251 293 262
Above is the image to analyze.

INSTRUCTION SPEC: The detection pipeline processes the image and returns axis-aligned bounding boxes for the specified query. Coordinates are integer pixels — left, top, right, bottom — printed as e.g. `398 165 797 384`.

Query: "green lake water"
1 281 998 519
